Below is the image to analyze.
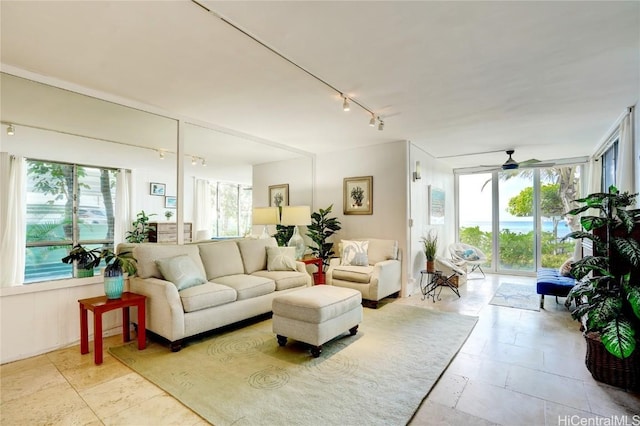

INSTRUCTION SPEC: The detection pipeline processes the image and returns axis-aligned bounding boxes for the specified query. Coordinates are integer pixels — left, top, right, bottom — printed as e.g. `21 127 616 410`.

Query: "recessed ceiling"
1 1 638 169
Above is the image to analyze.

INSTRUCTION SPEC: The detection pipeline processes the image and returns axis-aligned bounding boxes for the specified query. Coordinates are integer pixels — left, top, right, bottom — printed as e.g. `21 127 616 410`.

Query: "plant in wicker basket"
563 185 640 390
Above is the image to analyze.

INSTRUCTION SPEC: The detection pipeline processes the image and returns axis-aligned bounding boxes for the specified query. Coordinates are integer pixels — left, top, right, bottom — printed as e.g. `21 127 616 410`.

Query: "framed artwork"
150 182 166 196
269 184 289 207
165 196 177 209
428 186 445 225
344 176 373 215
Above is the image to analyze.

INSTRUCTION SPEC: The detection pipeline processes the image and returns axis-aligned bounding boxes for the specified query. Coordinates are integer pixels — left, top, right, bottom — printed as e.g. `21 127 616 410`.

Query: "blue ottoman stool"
536 268 575 309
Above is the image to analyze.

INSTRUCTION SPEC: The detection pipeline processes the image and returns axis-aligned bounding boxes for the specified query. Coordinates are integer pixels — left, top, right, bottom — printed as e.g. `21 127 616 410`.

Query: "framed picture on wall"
150 182 166 196
428 186 445 225
269 184 289 207
344 176 373 215
165 196 177 209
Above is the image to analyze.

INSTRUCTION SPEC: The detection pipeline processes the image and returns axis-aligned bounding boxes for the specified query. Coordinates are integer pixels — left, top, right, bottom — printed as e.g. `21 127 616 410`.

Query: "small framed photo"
165 196 177 209
268 184 289 207
150 182 166 196
344 176 373 215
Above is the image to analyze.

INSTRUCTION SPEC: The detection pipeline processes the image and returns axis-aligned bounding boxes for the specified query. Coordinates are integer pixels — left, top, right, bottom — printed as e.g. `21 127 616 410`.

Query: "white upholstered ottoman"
272 285 363 357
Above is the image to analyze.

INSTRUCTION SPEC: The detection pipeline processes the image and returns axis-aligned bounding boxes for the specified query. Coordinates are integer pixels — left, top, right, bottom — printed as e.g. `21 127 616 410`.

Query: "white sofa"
123 237 311 351
326 238 401 308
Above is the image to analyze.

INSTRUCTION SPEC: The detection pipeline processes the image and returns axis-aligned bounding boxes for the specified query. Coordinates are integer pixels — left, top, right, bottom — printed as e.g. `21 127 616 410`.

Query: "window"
210 182 252 238
25 160 118 282
601 140 618 191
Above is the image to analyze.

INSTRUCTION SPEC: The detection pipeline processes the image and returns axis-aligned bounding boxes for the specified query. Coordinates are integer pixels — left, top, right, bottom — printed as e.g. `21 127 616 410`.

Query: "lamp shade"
280 206 311 226
252 207 279 225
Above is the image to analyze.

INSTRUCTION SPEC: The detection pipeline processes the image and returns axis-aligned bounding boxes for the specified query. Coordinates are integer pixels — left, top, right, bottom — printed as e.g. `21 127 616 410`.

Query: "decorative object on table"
109 304 477 426
428 185 445 225
343 176 373 215
165 196 177 209
100 249 137 299
280 205 311 260
150 182 166 196
252 206 280 239
421 230 438 273
489 282 539 311
306 204 342 271
268 184 289 207
125 210 157 243
563 185 640 391
61 244 102 278
164 210 174 220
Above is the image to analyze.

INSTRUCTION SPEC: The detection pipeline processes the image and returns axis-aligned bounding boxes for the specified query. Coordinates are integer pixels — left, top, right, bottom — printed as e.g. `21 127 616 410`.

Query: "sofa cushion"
266 246 297 271
213 274 276 300
340 240 369 266
238 237 277 274
134 244 205 279
331 265 374 283
252 270 308 291
179 282 237 313
366 239 398 265
199 240 245 280
155 254 207 291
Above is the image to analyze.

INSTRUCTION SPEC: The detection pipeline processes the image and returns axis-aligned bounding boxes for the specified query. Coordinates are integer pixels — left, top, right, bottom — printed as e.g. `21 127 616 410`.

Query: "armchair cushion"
340 240 369 266
331 265 374 283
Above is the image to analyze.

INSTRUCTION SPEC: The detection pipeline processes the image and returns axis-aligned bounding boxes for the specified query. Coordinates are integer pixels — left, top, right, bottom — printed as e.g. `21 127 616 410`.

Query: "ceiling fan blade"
521 162 555 168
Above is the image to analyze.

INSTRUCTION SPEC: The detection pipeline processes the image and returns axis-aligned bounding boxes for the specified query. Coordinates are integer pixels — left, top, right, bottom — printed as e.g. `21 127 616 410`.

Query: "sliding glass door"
457 165 582 275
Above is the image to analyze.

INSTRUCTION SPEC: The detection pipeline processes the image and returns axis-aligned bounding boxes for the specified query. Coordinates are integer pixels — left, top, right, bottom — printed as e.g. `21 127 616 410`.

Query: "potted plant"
61 244 102 278
164 210 174 220
563 185 640 390
100 249 137 299
126 210 156 243
421 230 438 273
306 204 342 271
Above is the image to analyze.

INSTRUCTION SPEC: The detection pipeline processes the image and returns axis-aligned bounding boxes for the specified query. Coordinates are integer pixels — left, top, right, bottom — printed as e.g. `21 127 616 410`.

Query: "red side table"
78 291 146 364
302 257 325 285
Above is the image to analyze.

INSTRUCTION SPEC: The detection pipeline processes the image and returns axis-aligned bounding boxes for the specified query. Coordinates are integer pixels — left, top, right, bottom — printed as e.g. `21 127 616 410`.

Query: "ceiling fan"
480 150 555 171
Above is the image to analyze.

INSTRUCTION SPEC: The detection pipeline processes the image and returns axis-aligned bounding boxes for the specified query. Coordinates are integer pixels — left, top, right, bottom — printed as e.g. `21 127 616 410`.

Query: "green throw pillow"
155 254 207 290
266 246 297 271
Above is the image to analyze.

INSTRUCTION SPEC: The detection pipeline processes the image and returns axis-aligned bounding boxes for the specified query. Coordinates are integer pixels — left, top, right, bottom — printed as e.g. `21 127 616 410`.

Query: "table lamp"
252 207 279 239
280 205 311 259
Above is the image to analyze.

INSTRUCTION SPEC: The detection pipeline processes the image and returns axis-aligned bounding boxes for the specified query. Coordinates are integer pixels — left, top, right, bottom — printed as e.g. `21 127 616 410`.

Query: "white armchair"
326 238 401 308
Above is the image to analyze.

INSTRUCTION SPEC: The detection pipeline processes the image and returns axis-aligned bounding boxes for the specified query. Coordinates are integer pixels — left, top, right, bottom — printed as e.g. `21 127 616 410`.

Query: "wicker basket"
584 332 640 391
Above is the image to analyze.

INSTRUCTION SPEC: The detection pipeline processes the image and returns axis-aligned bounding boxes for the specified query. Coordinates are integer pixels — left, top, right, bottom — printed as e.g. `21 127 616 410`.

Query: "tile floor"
1 273 638 425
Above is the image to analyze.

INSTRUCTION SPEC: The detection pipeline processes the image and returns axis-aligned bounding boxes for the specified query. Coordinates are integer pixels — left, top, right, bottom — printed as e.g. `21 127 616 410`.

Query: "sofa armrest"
326 257 342 285
130 277 185 342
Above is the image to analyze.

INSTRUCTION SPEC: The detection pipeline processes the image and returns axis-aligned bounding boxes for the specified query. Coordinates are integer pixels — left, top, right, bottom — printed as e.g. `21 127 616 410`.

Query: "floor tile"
0 382 88 424
102 394 205 425
61 354 132 392
0 361 67 403
427 372 469 408
446 352 509 387
583 382 640 417
410 400 497 426
0 354 50 377
544 401 608 426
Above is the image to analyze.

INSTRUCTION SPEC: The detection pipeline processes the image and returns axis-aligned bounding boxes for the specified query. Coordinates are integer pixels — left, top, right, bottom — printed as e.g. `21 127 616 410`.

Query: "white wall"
407 143 455 295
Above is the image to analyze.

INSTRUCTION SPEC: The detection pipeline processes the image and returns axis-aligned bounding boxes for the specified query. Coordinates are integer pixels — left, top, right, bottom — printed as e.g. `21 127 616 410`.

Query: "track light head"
369 115 376 127
201 158 207 167
7 124 15 136
191 156 197 165
159 150 165 159
378 120 384 131
342 96 350 112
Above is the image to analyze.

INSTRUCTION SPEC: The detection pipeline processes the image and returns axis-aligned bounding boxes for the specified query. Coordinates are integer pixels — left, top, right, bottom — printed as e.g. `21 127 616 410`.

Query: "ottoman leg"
349 325 359 336
310 345 322 358
277 335 287 346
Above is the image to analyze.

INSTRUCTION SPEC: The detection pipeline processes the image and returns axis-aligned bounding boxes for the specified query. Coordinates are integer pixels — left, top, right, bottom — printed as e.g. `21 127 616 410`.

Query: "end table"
78 291 147 364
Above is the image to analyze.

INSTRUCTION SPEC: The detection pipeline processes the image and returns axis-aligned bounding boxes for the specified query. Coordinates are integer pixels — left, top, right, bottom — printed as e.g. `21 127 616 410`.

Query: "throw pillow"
155 254 207 291
462 248 479 261
341 240 369 266
559 258 574 277
266 246 297 271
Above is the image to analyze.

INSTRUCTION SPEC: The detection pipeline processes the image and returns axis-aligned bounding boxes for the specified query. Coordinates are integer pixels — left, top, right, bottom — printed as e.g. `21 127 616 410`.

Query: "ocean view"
461 220 572 237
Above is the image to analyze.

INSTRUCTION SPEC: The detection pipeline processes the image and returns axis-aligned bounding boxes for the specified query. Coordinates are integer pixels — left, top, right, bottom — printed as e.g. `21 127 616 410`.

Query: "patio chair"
449 242 487 279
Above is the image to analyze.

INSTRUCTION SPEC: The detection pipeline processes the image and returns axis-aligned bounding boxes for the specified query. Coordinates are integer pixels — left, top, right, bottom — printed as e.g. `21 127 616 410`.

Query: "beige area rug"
110 303 477 426
489 282 540 311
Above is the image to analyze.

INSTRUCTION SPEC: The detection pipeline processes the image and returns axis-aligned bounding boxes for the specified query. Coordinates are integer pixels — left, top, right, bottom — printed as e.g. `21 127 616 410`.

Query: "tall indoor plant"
126 210 156 243
563 185 640 390
421 230 438 273
306 204 342 270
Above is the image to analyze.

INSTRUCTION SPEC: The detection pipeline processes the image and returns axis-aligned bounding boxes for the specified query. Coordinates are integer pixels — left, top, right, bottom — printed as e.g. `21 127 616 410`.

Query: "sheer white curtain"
0 153 26 286
587 157 602 196
616 107 635 195
114 169 133 247
193 178 212 240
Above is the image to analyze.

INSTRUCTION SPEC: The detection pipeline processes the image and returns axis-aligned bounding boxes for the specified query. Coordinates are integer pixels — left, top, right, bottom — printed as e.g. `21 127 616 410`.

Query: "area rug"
110 303 477 426
489 282 540 311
